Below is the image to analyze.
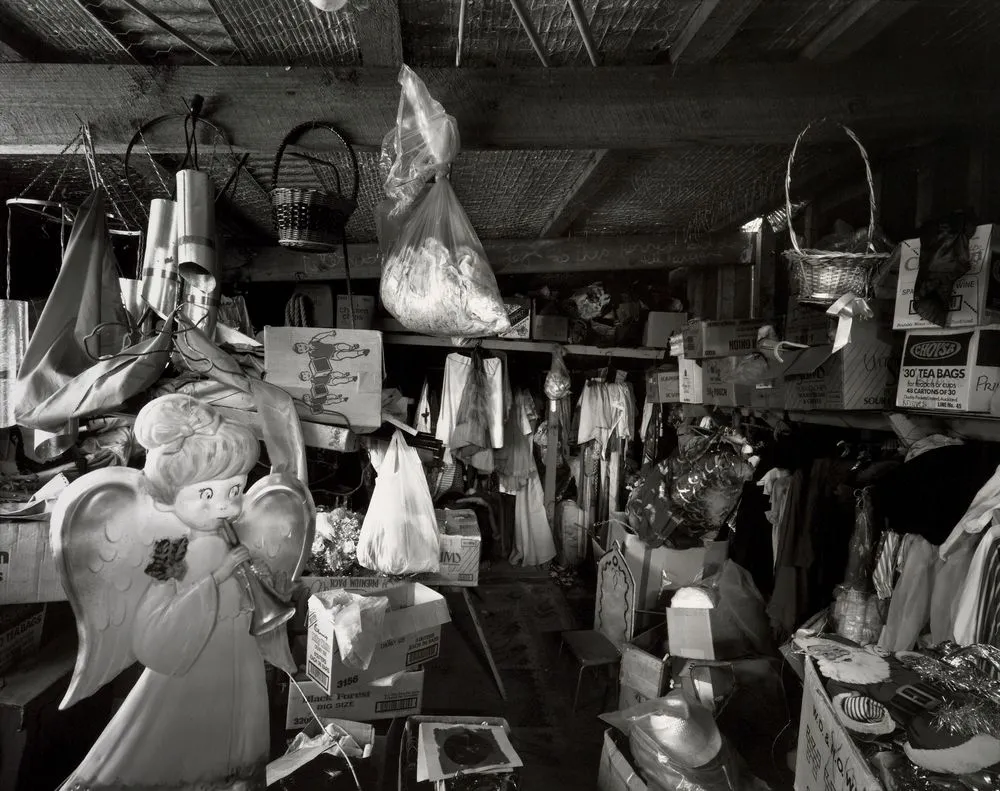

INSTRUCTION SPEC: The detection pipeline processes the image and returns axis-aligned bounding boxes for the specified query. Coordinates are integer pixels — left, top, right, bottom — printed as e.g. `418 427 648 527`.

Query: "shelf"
382 333 667 361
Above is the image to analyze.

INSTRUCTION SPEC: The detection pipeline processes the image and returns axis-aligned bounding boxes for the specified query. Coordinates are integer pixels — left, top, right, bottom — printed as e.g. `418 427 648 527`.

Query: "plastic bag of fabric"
381 177 508 337
357 431 441 575
601 690 772 791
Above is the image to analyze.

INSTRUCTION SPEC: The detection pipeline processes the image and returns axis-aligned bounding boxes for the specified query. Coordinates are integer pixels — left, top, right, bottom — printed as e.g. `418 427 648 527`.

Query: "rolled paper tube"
0 299 28 428
175 169 218 294
141 198 179 319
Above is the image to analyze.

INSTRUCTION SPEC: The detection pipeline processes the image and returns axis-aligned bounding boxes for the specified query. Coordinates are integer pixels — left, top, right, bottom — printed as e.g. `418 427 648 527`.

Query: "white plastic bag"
313 589 389 670
378 66 508 338
357 431 441 575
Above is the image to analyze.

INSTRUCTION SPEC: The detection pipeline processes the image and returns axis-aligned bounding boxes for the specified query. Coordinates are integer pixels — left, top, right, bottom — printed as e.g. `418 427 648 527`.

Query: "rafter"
671 0 762 65
801 0 916 63
233 233 752 282
352 0 404 66
539 150 622 238
2 61 999 155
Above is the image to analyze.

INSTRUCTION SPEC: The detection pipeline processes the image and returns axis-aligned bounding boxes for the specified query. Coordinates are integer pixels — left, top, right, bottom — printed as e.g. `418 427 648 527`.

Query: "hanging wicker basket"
270 121 359 253
783 122 891 306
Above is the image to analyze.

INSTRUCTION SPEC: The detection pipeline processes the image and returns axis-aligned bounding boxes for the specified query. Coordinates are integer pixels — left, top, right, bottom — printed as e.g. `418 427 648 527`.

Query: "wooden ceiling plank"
235 233 751 281
539 150 620 238
353 0 404 67
0 28 29 62
801 0 916 63
116 0 222 66
2 62 999 154
671 0 762 65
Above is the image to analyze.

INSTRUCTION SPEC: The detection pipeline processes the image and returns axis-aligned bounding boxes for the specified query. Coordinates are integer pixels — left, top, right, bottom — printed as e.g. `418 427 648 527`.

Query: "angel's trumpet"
221 520 296 636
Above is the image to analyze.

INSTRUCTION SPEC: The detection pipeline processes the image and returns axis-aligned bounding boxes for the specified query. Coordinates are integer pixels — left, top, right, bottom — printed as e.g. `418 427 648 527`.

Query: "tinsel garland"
897 648 1000 739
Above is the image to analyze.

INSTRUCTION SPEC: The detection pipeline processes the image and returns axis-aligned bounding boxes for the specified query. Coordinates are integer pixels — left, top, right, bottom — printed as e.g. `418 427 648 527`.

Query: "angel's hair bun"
137 394 259 503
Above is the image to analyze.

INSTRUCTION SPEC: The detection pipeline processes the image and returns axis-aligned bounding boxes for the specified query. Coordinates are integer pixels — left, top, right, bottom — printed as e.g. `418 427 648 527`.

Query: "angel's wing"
236 472 315 595
51 467 181 709
235 472 315 675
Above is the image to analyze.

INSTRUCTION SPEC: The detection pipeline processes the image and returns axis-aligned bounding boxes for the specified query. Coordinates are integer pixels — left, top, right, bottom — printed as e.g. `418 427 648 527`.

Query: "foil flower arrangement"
308 506 364 576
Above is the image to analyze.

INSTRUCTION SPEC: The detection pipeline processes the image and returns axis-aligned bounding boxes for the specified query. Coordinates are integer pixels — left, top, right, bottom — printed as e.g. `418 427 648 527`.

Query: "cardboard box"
597 730 648 791
643 312 688 348
893 224 1000 330
678 354 705 404
418 509 482 587
263 327 384 433
336 295 376 329
784 297 832 347
0 604 45 674
783 322 897 410
285 671 424 728
0 521 64 604
702 358 751 407
795 659 881 791
306 582 450 695
619 622 669 709
645 370 680 404
682 319 760 359
896 327 1000 413
605 516 728 636
500 297 531 339
532 314 569 342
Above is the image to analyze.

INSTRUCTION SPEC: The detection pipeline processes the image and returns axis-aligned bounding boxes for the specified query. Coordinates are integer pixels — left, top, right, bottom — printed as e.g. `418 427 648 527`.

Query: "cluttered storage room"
2 2 1000 790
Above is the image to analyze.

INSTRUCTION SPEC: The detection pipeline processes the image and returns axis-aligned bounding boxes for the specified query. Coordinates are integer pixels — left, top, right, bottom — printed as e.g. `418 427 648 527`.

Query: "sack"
357 431 441 575
378 66 507 338
381 178 508 337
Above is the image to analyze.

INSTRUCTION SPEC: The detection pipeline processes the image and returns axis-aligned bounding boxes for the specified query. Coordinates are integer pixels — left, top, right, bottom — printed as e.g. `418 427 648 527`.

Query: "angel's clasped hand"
212 546 251 584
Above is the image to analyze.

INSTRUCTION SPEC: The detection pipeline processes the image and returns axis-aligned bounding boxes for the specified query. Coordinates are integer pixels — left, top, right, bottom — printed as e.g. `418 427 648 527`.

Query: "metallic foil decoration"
0 299 28 428
119 278 145 324
140 198 179 319
181 282 219 338
175 170 218 295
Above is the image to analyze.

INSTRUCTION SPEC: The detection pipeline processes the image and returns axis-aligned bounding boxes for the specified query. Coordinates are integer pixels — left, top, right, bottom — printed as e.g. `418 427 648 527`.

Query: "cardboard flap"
380 584 451 641
784 345 834 377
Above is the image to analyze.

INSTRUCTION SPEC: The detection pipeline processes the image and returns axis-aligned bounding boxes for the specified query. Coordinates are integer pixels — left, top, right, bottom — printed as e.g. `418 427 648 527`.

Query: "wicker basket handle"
271 121 360 202
785 121 878 255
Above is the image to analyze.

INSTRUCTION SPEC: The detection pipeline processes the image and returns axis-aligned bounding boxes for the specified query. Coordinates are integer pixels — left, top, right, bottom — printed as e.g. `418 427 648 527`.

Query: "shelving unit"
382 333 667 361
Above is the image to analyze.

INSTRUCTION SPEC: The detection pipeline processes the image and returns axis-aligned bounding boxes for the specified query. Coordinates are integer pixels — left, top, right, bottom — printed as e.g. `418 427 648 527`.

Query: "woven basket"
270 121 359 253
783 122 890 305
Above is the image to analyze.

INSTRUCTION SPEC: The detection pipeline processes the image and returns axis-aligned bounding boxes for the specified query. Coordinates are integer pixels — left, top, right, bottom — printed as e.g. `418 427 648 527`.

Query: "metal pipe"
508 0 550 67
456 0 467 67
117 0 222 66
567 0 599 66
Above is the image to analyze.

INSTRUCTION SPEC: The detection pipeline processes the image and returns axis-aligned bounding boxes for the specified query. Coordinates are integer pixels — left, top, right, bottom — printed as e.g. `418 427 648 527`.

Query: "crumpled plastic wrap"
544 348 571 400
602 691 772 791
312 589 389 670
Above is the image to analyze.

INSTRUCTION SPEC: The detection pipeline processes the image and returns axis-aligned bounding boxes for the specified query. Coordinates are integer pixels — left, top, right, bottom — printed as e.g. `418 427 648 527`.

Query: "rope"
284 293 312 327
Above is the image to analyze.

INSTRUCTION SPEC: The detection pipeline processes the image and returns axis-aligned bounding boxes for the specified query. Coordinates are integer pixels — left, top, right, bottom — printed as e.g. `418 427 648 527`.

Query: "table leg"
461 588 508 701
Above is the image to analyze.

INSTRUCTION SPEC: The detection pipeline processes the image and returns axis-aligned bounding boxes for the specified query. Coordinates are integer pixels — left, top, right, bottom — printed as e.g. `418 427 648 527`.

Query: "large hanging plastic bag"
380 178 509 337
357 431 441 575
378 66 508 338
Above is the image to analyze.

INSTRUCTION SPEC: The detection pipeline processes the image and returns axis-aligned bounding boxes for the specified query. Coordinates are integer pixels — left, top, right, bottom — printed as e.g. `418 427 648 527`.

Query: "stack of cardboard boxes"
894 224 1000 413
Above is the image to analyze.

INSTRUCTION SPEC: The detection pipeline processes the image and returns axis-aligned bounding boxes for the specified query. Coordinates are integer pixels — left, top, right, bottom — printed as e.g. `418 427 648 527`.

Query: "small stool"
559 629 621 711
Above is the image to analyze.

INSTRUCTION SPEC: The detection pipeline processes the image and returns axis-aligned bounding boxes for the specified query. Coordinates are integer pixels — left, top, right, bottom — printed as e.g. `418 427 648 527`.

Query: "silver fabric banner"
140 198 179 319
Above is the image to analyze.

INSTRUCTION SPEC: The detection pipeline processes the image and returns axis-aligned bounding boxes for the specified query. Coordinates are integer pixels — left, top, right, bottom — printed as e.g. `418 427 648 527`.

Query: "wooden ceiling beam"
801 0 916 63
671 0 762 65
1 61 998 154
539 150 622 238
232 233 753 282
353 0 404 66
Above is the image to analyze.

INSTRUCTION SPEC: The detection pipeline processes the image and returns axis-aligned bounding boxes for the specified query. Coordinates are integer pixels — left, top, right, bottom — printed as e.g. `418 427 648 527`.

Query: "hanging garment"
767 470 807 638
940 464 1000 559
510 470 556 567
879 535 937 652
414 378 434 433
929 530 977 645
577 380 614 450
435 351 503 465
450 350 495 473
952 523 1000 645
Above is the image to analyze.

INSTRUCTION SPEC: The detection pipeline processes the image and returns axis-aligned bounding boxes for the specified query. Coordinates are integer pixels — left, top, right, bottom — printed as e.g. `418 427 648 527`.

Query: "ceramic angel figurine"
53 394 314 791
